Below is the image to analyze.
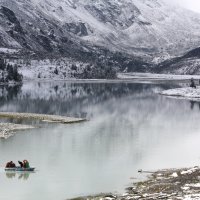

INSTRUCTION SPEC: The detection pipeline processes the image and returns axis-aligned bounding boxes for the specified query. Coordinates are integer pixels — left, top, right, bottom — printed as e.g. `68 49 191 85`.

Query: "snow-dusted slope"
154 47 200 75
1 0 200 58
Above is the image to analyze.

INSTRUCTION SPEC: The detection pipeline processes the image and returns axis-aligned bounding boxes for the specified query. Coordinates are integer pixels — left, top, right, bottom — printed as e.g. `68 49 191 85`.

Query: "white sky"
165 0 200 13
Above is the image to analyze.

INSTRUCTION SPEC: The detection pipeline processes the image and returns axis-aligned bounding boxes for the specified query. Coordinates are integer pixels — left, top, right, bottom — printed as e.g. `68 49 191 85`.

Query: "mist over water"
0 81 200 200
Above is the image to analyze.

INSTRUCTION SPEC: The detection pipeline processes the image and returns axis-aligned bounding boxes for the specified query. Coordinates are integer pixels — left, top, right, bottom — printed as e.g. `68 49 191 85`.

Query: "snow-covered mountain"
155 47 200 75
1 0 200 59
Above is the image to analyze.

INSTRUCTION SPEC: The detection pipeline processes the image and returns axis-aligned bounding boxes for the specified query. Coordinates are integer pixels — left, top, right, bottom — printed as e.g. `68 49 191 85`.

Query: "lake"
0 81 200 200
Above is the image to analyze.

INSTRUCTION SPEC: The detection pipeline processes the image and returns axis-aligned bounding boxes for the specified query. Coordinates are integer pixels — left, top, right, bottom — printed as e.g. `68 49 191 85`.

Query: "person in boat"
18 161 24 168
5 161 16 168
23 160 30 168
5 162 11 168
190 78 196 88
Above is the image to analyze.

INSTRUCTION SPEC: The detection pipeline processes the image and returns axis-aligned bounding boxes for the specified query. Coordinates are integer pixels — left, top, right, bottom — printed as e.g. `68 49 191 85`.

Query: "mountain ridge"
1 0 200 77
154 46 200 75
1 0 200 58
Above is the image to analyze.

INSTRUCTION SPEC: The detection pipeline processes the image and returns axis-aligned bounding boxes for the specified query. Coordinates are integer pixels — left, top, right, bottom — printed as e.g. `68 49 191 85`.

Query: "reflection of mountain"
63 88 200 166
0 82 175 118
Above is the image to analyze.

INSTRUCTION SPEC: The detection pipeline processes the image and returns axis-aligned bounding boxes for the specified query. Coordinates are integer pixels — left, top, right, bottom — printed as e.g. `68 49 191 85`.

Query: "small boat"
5 167 35 172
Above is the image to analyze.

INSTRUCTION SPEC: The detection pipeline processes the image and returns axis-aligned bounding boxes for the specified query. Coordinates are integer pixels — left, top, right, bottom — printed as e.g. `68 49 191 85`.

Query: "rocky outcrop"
1 6 24 35
64 22 89 36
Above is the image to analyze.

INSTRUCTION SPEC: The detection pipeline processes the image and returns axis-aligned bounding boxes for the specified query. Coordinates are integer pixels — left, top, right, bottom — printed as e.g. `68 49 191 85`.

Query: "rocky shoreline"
71 166 200 200
0 123 35 139
0 112 86 139
0 112 86 124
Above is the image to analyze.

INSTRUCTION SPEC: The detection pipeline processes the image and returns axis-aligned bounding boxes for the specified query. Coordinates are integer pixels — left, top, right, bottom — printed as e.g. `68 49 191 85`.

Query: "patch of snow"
122 193 129 197
182 186 190 191
0 48 20 54
171 172 178 178
105 198 114 200
7 58 89 81
184 194 200 200
186 183 200 188
161 87 200 100
118 73 200 80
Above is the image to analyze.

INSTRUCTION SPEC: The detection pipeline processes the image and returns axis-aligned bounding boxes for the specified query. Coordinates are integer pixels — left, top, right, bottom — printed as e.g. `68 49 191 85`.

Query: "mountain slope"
154 47 200 75
1 0 200 59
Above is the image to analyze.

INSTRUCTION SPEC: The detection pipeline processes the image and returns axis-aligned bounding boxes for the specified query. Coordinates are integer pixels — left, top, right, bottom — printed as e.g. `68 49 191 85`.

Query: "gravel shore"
0 112 86 124
71 166 200 200
0 112 86 139
0 123 35 139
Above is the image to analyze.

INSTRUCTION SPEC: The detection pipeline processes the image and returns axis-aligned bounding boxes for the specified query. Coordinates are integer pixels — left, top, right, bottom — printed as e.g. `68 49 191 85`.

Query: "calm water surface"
0 81 200 200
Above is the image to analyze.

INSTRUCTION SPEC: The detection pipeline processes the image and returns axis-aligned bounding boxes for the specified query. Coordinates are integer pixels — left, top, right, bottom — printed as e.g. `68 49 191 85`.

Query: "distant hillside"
1 0 200 77
154 47 200 75
1 0 200 58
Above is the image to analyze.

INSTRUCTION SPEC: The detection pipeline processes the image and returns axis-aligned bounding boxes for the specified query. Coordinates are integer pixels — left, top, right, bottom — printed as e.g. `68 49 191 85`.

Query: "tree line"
0 58 23 83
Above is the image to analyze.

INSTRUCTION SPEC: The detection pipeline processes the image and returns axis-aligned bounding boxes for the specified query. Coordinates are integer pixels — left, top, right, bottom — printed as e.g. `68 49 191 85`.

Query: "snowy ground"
119 72 200 101
0 48 20 54
118 73 200 80
7 60 200 81
160 87 200 100
7 58 88 80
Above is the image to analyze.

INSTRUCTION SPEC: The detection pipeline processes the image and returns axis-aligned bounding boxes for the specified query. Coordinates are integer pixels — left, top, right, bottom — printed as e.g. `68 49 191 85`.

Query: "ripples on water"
0 81 200 200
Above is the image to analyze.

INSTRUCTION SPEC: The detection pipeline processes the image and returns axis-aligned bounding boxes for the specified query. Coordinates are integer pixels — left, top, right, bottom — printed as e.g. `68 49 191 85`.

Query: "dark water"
0 81 200 200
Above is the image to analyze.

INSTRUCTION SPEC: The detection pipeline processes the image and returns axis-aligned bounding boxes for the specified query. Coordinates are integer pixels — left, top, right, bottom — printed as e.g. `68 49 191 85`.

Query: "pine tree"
0 58 6 70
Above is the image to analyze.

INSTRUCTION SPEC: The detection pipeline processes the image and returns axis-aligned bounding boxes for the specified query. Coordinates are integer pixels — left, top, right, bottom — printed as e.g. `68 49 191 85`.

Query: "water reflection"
6 172 32 180
0 84 22 102
190 101 200 110
0 81 200 200
0 82 176 119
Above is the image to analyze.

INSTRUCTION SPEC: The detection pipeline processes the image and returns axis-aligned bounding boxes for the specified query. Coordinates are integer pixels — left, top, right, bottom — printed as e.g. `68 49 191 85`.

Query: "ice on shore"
160 87 200 100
